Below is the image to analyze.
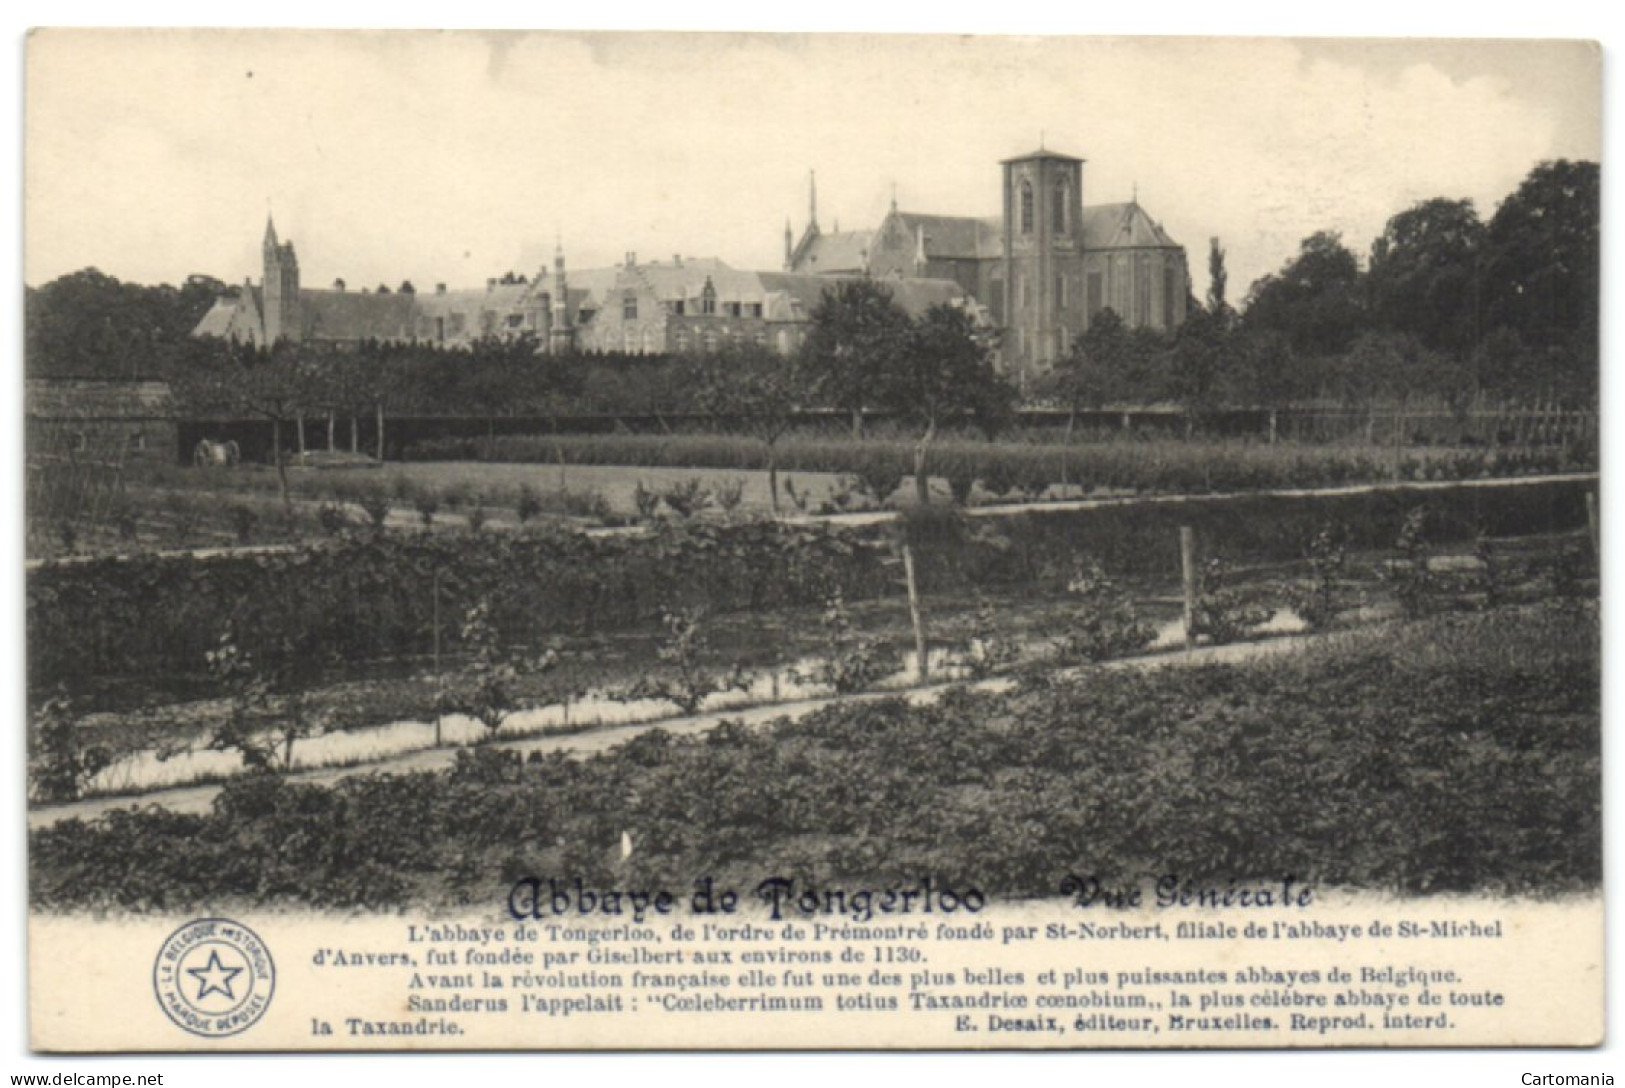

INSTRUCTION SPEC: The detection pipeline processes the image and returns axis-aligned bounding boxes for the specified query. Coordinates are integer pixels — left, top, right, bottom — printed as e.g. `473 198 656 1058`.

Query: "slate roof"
786 231 871 274
891 212 1004 260
1080 203 1182 250
297 289 420 342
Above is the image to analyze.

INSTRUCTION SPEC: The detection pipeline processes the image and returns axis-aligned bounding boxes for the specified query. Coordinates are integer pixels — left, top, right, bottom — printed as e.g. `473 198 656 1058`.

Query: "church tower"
261 214 301 345
1000 148 1085 382
548 239 574 355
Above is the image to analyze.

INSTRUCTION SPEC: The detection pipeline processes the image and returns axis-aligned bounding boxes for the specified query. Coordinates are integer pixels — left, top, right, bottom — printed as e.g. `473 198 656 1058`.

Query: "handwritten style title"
506 876 1314 925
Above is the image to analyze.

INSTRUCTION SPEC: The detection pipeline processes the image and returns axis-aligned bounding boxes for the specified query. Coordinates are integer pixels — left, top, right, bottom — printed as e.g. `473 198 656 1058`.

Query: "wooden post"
1586 492 1599 561
376 401 386 462
903 542 928 682
432 568 443 748
1268 409 1278 445
296 412 307 455
327 411 336 451
1180 526 1197 654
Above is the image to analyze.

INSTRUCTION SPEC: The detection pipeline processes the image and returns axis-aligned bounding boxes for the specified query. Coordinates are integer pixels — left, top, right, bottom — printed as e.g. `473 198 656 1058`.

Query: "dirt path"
27 631 1318 831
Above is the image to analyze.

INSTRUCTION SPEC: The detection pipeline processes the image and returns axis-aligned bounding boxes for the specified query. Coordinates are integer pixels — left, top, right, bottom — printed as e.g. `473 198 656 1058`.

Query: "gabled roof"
1080 203 1182 250
793 230 875 274
298 289 419 342
755 272 980 322
890 212 1003 260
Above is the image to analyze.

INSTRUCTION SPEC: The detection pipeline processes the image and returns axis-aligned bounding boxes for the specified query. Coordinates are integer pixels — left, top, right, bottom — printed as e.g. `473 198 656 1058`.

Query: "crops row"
29 600 1600 910
27 476 1591 704
403 432 1593 501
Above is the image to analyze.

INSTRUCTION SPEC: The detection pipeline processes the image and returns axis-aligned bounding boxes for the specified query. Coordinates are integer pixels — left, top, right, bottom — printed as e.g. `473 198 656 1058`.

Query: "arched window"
1053 177 1069 234
1019 180 1034 234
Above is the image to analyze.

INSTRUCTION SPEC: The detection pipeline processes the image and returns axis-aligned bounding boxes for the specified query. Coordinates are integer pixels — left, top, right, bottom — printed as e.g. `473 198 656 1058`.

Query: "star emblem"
186 949 244 1002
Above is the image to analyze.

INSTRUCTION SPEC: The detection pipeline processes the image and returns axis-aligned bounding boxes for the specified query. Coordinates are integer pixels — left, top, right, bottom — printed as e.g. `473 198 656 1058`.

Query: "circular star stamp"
153 917 276 1038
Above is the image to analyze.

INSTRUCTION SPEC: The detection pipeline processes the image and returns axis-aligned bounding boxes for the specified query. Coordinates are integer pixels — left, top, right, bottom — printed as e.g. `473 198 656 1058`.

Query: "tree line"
27 159 1597 435
1042 159 1598 424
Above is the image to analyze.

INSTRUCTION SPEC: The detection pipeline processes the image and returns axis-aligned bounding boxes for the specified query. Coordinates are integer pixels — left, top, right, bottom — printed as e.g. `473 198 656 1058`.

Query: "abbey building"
786 148 1191 380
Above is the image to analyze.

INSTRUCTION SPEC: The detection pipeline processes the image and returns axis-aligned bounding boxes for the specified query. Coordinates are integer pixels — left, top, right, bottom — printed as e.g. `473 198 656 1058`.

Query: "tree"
165 338 326 508
798 279 914 438
1242 231 1365 358
1367 198 1485 355
1168 306 1230 435
26 267 223 380
693 344 802 512
883 304 1015 505
1206 237 1233 326
1479 160 1598 405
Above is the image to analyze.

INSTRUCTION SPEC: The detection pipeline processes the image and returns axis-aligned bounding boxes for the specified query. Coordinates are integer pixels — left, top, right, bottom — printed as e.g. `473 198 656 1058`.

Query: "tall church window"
623 291 638 321
1053 178 1069 234
1019 181 1034 235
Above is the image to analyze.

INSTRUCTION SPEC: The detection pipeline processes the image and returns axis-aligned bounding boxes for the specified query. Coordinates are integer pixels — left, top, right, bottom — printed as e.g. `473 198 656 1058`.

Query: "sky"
23 32 1601 306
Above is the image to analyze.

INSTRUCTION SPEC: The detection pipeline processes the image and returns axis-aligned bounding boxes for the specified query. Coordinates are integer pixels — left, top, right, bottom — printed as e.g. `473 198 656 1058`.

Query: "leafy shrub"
30 603 1599 910
1049 557 1155 663
414 490 440 526
712 478 745 516
466 505 489 534
1381 506 1441 618
438 599 558 740
632 480 659 521
515 484 543 524
953 595 1023 680
660 479 711 519
28 694 112 803
1288 524 1351 629
802 591 899 694
623 608 750 715
317 502 350 536
203 633 329 773
1190 557 1273 645
228 504 258 544
357 492 392 529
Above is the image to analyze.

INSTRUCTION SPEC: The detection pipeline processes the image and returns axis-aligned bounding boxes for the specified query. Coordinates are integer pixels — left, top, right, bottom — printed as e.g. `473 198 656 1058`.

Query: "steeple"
808 169 818 232
784 217 793 271
263 213 278 249
550 234 573 355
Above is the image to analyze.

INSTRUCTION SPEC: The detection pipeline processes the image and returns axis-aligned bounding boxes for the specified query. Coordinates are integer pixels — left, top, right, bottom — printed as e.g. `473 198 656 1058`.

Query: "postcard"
23 29 1602 1051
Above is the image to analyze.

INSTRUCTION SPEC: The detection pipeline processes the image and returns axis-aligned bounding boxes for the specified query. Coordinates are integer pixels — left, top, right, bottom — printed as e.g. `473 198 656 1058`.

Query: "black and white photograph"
13 23 1609 1066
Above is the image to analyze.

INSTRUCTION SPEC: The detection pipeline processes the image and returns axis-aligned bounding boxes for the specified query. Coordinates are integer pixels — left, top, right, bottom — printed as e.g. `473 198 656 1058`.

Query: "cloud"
25 32 1596 302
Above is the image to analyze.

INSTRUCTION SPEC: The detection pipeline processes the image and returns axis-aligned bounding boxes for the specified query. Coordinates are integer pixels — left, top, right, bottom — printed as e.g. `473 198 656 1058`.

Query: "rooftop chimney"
436 283 447 295
625 251 636 268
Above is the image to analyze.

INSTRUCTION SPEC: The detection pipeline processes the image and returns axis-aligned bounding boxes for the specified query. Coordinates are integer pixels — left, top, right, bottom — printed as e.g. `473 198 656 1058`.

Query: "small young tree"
625 608 751 715
439 599 559 741
204 633 330 772
695 343 802 512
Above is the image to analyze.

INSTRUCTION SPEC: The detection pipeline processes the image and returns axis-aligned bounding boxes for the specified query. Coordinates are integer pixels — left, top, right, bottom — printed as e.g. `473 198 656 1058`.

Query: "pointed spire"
263 211 278 248
809 169 818 232
890 181 898 213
